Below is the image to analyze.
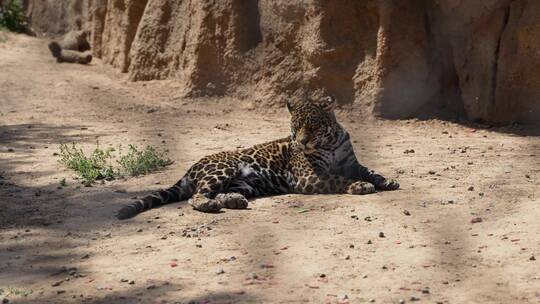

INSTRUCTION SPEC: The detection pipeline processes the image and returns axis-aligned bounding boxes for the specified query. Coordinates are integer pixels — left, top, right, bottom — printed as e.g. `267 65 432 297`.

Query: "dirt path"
1 33 539 304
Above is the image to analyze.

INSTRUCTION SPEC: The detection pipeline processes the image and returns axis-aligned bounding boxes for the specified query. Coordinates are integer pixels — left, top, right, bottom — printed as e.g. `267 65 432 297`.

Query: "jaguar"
116 96 399 219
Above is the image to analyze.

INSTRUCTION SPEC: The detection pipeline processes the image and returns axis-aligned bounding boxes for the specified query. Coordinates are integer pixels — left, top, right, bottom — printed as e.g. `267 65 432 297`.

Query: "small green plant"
0 0 27 33
0 287 33 297
58 143 117 186
118 144 172 176
58 143 171 185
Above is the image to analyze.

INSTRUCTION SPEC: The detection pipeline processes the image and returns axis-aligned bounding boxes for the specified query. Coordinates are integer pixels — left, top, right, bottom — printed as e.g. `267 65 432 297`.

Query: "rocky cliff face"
25 0 540 124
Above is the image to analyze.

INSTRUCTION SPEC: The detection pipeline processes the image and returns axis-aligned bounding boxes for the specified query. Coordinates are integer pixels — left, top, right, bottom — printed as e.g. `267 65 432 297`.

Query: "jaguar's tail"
115 176 193 220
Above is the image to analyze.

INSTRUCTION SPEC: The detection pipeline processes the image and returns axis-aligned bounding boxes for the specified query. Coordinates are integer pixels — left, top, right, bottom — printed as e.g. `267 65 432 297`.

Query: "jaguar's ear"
286 99 294 113
318 95 336 112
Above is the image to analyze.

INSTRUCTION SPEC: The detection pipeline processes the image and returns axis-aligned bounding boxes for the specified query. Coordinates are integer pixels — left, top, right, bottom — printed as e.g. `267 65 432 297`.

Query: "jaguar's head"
287 96 341 153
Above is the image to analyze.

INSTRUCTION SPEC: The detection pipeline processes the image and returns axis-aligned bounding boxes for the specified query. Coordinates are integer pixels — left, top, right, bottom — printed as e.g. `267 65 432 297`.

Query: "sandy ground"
0 33 539 304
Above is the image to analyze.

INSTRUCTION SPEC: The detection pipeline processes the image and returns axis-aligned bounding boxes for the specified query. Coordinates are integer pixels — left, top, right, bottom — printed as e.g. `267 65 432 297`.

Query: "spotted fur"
116 97 399 219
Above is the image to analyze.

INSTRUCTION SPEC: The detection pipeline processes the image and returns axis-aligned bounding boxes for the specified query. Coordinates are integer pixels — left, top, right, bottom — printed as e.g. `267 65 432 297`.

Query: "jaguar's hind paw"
188 194 222 213
347 181 376 195
216 193 249 209
376 178 400 191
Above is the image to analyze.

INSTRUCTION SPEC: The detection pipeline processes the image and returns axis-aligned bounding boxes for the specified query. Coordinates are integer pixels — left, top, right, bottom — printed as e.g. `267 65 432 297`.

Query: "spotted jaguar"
116 97 399 219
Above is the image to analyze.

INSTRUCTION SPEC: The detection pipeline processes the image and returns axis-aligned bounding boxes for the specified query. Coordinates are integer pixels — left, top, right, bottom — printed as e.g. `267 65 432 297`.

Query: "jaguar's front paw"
347 181 376 195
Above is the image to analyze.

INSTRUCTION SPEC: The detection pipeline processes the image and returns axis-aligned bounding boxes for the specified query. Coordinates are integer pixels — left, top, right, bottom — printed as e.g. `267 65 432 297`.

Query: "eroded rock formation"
24 0 540 124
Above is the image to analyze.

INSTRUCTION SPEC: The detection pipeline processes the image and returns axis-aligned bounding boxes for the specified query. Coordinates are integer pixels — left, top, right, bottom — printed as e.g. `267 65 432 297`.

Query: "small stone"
2 298 10 304
120 278 128 283
128 280 135 285
345 255 350 260
364 216 372 222
52 280 63 287
428 170 436 175
530 255 536 261
216 268 225 275
367 240 372 244
471 217 483 224
319 273 326 278
56 290 66 295
349 244 355 248
339 294 349 301
399 299 406 304
403 210 411 216
81 254 90 259
136 229 143 233
467 186 474 191
369 299 376 303
249 272 258 279
421 288 430 294
146 284 156 290
378 232 385 238
410 296 420 301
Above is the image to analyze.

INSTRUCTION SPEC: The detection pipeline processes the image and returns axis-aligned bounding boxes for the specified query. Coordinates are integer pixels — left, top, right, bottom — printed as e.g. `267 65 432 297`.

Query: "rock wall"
24 0 90 34
25 0 540 124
